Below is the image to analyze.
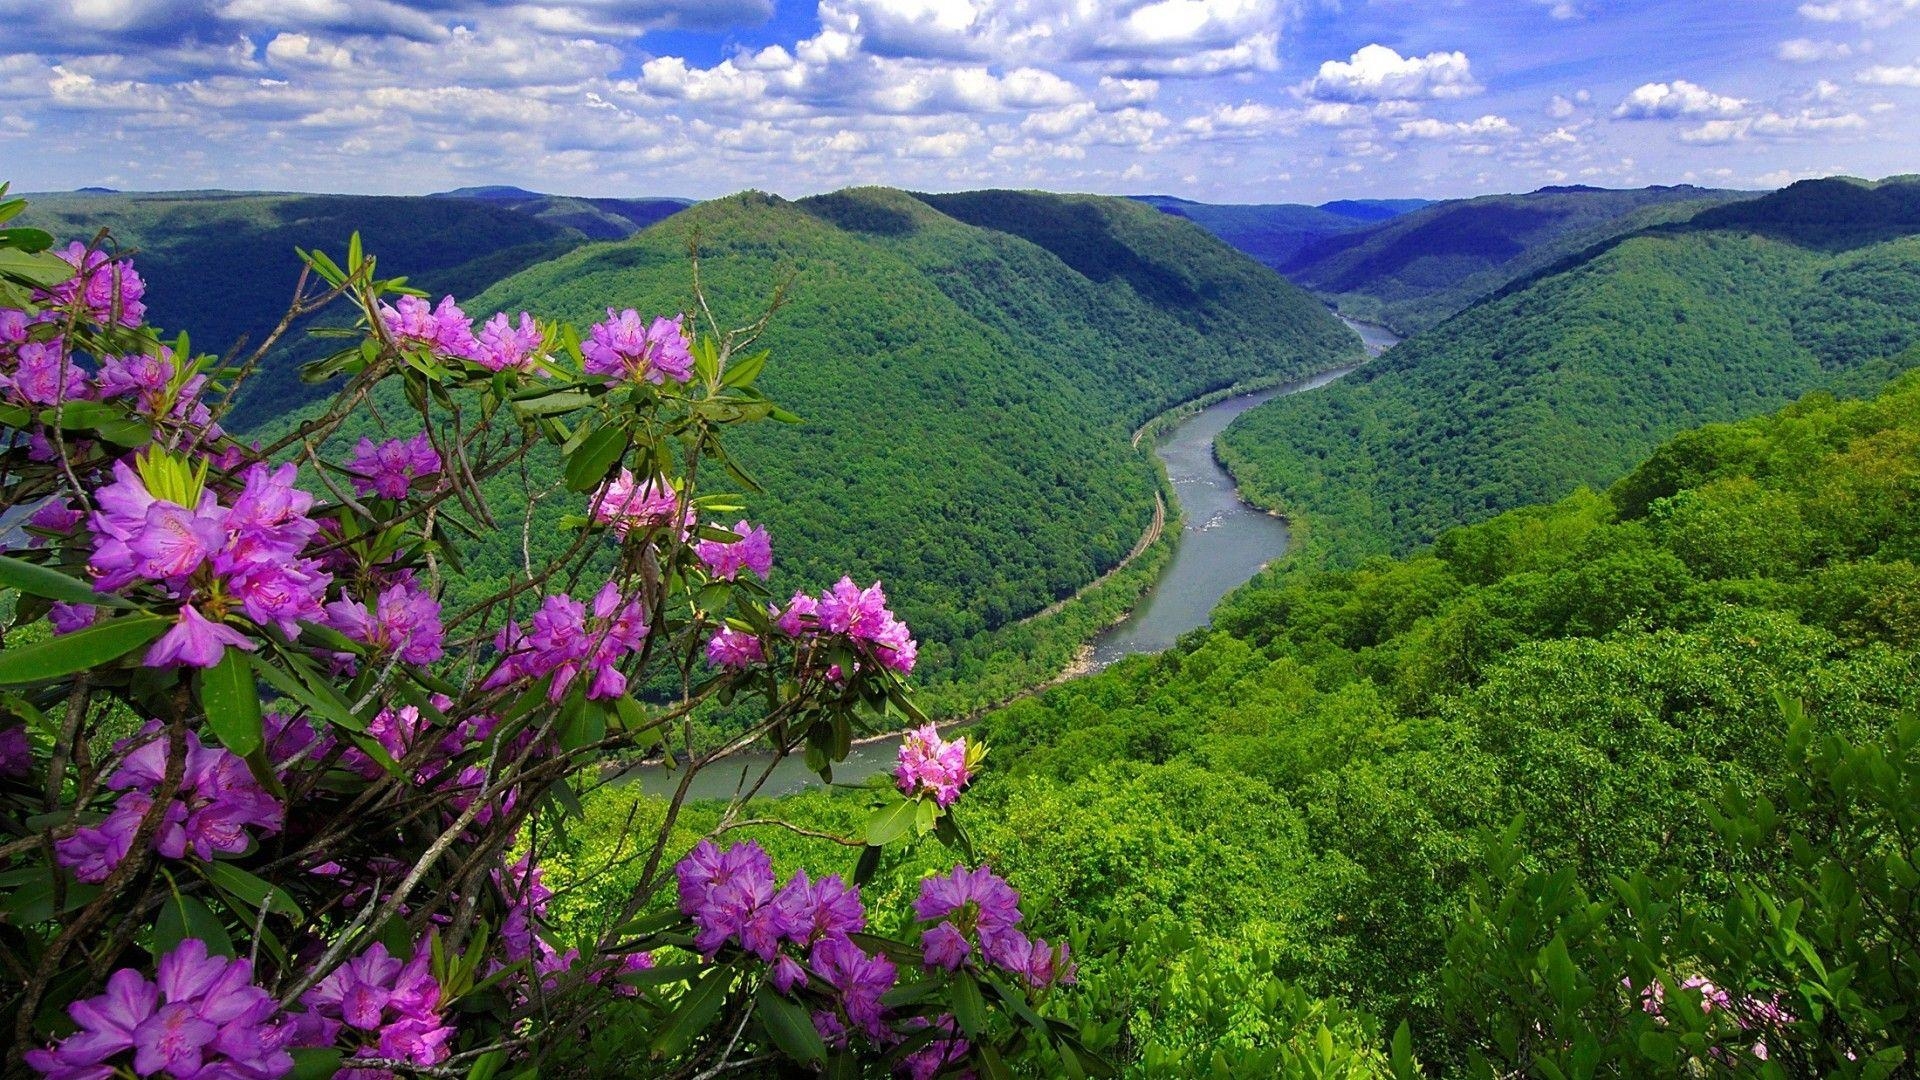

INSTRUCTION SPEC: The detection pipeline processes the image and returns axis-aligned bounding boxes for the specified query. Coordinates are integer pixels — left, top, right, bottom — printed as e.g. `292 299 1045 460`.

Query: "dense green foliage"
1220 178 1920 563
431 185 692 240
1126 196 1425 268
18 189 591 422
1282 184 1753 334
272 187 1360 702
555 369 1920 1073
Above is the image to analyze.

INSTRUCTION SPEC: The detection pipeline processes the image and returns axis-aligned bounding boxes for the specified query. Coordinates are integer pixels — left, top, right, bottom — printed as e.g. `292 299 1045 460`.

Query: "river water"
632 315 1399 801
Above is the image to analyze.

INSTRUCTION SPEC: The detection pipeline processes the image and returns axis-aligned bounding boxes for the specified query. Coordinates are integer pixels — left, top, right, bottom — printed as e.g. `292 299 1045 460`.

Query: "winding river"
633 315 1399 800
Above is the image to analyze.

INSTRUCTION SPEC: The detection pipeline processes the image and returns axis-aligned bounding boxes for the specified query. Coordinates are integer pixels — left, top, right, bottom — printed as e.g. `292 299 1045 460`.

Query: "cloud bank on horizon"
1 0 1916 202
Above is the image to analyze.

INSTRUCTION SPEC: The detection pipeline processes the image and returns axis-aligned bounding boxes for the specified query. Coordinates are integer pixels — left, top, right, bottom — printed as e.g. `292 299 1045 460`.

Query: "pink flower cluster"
88 459 330 669
483 582 650 701
296 943 454 1078
323 573 445 668
587 469 685 539
895 724 970 807
705 625 764 671
26 939 293 1080
1632 975 1795 1062
378 294 478 360
775 576 919 675
474 311 543 373
696 520 772 581
55 723 283 883
38 241 147 328
581 309 693 385
916 865 1073 991
347 434 441 500
676 841 895 1041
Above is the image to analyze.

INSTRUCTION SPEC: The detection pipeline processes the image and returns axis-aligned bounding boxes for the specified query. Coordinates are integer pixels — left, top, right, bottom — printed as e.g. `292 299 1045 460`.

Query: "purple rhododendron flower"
35 242 146 327
6 339 91 407
915 864 1036 981
0 723 29 777
810 935 896 1041
474 311 542 372
895 724 971 807
588 469 684 539
145 605 257 669
817 577 918 674
26 940 291 1080
696 520 772 581
379 294 478 360
706 625 763 671
48 602 96 635
55 724 283 881
483 583 647 701
900 1015 971 1080
348 434 442 500
581 309 693 384
325 573 444 666
298 942 453 1076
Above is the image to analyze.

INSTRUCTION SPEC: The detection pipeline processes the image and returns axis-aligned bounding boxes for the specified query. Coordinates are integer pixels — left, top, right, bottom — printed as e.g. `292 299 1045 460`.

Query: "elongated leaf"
251 650 365 732
289 1048 344 1080
564 425 628 492
0 613 167 684
200 859 304 922
154 893 234 959
756 985 827 1064
951 970 987 1037
199 649 263 756
651 962 736 1058
864 798 919 847
0 555 128 607
720 350 768 388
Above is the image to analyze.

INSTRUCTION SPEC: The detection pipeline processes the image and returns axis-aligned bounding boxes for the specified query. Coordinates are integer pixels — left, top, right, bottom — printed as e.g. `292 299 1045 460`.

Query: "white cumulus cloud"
1305 44 1479 102
1612 79 1747 119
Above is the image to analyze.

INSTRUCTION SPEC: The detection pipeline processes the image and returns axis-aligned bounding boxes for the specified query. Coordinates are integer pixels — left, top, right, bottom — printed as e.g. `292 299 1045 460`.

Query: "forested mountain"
1280 183 1755 333
430 185 692 239
558 369 1920 1073
18 190 592 422
1127 195 1429 267
1219 176 1920 564
271 186 1362 694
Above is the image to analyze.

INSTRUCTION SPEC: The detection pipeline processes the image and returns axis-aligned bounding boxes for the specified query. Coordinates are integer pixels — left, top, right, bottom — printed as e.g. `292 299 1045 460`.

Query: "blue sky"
1 0 1916 202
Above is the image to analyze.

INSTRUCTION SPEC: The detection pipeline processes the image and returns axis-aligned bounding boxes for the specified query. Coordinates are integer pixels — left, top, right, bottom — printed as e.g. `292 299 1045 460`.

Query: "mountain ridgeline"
288 187 1363 692
1128 194 1430 268
1276 184 1758 334
1219 176 1920 565
18 190 598 423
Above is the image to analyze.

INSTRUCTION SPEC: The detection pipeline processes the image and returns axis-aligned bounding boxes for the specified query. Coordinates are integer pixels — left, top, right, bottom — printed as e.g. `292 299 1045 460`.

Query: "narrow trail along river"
633 316 1399 800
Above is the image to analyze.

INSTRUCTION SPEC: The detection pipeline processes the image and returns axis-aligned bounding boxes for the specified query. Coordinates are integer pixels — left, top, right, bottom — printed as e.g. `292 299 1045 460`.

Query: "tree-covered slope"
556 372 1920 1070
430 186 692 240
1282 184 1755 333
1126 195 1410 268
18 190 589 423
286 187 1362 686
1219 177 1920 563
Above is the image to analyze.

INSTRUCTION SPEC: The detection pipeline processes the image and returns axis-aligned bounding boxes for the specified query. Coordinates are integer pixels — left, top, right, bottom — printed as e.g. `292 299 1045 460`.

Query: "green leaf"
651 962 737 1058
249 651 366 732
512 390 595 418
0 613 168 685
563 425 629 492
154 893 234 960
951 970 987 1037
198 649 264 756
0 246 73 287
720 350 768 388
864 798 919 847
200 859 304 922
289 1048 344 1080
0 555 129 608
756 985 827 1064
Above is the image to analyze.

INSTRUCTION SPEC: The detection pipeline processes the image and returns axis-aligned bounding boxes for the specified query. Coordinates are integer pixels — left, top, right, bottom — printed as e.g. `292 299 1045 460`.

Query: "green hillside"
430 185 692 239
18 190 589 423
1282 184 1755 333
1219 177 1920 564
558 370 1920 1072
279 187 1362 695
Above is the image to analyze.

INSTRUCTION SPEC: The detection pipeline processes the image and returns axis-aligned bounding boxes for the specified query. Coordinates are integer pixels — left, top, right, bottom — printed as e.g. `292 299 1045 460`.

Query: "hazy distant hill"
1281 184 1758 333
18 190 590 422
430 186 692 240
261 186 1361 686
1129 194 1430 268
1218 176 1920 562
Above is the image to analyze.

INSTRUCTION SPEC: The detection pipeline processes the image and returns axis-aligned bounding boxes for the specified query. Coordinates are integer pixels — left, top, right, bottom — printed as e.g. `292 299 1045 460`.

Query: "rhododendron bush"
0 185 1102 1079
